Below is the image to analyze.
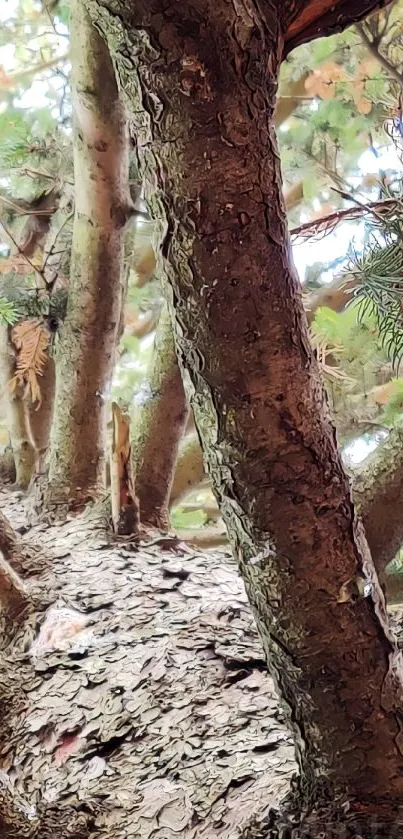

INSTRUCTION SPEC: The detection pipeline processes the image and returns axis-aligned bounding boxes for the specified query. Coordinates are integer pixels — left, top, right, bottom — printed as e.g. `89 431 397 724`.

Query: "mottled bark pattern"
88 0 403 804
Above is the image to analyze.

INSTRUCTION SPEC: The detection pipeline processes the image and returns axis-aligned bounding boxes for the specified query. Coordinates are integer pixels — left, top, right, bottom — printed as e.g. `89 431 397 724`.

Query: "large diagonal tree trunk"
46 0 133 508
89 0 403 814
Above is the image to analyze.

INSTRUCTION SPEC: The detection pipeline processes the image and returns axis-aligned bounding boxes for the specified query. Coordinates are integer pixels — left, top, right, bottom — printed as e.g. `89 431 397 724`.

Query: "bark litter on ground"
0 488 295 838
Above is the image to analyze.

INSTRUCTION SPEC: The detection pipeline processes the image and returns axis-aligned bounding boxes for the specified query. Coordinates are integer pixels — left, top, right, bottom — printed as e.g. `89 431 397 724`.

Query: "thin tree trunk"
169 433 205 506
354 423 403 590
46 0 132 507
0 326 35 488
132 305 189 528
26 354 56 474
0 510 31 621
275 72 310 127
92 0 403 808
304 275 356 324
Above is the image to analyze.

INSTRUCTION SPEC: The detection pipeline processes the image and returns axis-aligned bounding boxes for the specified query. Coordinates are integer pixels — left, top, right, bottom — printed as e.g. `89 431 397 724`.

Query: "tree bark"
132 305 189 528
354 424 403 592
91 0 403 808
110 402 139 534
0 326 36 488
46 0 133 507
26 354 56 474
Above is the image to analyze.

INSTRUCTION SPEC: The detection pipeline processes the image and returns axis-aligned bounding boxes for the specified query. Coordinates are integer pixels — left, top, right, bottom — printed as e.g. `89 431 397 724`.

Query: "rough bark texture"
170 425 403 604
89 0 403 806
47 0 132 507
132 305 189 528
0 325 36 488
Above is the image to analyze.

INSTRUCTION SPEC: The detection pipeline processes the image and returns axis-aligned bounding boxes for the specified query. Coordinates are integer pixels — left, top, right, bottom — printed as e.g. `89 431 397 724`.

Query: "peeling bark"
132 305 189 528
110 402 139 535
90 0 403 807
46 0 132 508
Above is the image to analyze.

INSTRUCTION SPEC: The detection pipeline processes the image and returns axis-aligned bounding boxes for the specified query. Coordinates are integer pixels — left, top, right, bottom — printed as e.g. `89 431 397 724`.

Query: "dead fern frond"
9 319 49 406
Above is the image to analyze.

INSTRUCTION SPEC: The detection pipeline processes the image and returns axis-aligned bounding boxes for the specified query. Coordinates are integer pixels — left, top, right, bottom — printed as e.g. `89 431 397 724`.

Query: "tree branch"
290 197 400 242
284 0 395 55
355 23 403 87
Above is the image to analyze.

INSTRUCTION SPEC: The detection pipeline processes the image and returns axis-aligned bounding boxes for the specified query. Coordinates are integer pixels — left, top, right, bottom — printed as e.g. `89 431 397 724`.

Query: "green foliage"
380 379 403 426
347 203 403 369
311 302 392 437
171 506 207 531
0 296 20 325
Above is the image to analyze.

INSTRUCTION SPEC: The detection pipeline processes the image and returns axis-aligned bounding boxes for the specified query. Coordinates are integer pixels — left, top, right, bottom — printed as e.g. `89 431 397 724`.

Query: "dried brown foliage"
9 319 49 406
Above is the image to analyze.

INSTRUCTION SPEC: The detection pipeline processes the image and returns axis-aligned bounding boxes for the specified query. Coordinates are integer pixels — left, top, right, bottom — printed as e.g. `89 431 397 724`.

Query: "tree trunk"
26 354 56 474
91 0 403 809
354 423 403 591
46 0 133 507
132 305 189 528
170 432 205 506
0 326 36 488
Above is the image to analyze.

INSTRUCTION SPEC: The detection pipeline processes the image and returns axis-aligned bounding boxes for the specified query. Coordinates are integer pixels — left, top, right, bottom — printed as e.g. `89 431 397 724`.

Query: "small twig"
0 194 57 217
43 211 73 272
6 53 70 87
0 219 47 288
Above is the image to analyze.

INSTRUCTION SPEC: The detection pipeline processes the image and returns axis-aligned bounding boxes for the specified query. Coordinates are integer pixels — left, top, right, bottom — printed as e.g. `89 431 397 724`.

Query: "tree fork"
90 0 402 807
132 305 189 528
46 0 133 508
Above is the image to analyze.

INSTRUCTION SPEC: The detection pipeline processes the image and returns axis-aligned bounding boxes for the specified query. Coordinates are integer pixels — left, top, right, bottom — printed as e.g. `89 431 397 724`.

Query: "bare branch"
355 23 403 87
290 197 400 243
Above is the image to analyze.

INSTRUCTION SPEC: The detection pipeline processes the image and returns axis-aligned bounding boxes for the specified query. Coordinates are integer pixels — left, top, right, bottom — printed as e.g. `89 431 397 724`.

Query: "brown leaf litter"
0 487 295 838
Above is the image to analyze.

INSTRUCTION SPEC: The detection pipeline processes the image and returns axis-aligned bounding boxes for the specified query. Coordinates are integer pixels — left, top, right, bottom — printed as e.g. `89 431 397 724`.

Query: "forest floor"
0 485 295 839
